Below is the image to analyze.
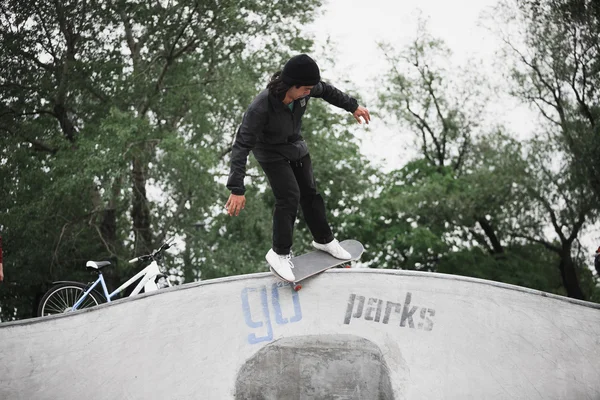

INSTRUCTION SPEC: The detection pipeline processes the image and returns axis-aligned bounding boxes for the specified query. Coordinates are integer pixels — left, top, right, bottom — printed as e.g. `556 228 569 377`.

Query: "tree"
375 21 510 269
376 19 598 299
509 0 600 202
493 0 600 298
0 0 322 320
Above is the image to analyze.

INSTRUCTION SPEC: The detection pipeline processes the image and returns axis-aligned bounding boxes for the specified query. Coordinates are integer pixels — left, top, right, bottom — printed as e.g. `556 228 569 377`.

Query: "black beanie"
281 54 321 86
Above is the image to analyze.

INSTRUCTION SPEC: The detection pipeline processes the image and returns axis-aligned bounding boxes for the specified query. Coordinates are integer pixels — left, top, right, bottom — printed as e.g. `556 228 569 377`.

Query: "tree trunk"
53 103 77 143
477 218 504 254
558 245 585 300
99 206 121 292
131 156 153 254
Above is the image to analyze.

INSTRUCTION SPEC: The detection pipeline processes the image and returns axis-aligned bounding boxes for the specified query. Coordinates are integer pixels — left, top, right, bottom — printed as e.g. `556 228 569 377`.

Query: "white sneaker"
266 249 295 281
312 239 351 260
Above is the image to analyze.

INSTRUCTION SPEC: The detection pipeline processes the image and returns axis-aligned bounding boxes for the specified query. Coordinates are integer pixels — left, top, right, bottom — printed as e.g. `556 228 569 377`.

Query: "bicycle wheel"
37 282 104 317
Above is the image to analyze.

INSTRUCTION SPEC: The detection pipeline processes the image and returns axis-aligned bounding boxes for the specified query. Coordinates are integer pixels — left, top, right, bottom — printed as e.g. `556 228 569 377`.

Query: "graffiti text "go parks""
344 292 435 331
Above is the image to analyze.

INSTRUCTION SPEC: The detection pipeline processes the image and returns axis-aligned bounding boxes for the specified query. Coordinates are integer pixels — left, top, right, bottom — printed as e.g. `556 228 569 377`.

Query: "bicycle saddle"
86 260 111 270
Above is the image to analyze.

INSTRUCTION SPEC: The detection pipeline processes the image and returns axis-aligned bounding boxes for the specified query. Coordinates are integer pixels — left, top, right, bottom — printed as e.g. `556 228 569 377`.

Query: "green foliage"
492 0 600 298
377 16 600 301
500 0 600 204
437 244 564 293
0 0 323 321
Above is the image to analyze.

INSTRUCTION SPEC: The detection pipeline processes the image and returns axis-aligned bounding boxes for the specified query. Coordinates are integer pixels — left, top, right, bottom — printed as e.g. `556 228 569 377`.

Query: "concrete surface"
1 269 599 399
235 334 394 399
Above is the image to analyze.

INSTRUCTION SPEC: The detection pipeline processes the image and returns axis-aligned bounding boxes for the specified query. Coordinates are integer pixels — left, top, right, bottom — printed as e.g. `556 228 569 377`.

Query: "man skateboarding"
226 54 371 282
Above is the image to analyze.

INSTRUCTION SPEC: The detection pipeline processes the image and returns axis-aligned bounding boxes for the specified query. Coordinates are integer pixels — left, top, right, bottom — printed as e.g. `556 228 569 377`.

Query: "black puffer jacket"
226 81 359 195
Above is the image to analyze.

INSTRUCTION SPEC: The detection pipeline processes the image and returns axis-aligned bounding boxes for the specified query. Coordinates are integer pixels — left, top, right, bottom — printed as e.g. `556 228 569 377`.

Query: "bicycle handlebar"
128 238 174 264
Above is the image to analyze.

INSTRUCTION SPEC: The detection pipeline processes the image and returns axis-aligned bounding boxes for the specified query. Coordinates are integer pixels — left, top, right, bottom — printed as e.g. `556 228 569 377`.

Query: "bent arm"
310 81 359 113
226 109 265 195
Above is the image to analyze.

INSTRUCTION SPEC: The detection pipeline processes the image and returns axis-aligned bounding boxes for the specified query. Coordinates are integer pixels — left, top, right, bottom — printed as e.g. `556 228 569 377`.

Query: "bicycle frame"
72 259 170 311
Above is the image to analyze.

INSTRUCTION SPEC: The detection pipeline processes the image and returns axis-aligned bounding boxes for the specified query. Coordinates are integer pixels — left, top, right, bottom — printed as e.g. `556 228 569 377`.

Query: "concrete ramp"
1 269 599 399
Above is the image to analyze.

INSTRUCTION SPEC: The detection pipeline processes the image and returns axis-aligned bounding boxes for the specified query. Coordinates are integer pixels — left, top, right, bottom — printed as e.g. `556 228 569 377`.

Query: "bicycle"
37 239 175 317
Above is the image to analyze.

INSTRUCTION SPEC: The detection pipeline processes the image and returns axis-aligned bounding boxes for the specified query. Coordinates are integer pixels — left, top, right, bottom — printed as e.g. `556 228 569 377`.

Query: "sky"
306 0 538 171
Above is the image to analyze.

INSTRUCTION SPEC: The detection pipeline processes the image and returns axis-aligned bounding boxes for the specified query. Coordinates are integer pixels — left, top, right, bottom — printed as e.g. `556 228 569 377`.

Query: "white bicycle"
37 239 174 317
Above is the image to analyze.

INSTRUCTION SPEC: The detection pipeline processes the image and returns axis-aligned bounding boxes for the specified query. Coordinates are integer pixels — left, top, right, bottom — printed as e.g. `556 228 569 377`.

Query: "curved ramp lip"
4 268 599 328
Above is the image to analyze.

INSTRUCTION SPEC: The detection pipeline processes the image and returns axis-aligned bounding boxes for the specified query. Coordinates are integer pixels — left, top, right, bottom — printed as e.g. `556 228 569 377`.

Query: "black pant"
259 154 334 255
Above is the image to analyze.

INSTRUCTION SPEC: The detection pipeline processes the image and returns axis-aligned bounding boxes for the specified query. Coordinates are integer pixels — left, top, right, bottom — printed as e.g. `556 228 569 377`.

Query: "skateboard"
270 239 364 291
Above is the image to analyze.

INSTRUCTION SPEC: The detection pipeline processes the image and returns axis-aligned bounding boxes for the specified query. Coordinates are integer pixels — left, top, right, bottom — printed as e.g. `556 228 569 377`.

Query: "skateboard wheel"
344 264 351 268
294 284 302 291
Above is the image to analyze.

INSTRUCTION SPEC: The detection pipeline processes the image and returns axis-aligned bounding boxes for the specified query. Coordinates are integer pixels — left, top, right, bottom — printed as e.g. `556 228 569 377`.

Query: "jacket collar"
268 91 292 112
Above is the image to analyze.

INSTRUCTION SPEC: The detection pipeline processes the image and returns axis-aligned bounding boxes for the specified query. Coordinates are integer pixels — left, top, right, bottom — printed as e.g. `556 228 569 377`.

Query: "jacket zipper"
289 101 295 141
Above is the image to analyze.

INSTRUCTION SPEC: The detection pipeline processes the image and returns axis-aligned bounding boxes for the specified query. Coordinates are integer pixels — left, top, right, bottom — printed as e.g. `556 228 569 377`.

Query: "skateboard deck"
270 239 364 290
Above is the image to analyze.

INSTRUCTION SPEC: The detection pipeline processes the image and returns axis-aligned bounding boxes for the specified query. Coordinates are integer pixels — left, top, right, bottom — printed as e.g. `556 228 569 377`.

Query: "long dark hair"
267 71 292 101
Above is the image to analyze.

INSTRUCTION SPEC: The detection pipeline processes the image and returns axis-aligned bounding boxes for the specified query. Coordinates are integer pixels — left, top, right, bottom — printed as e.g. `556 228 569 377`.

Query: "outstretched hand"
353 106 371 125
226 194 246 216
